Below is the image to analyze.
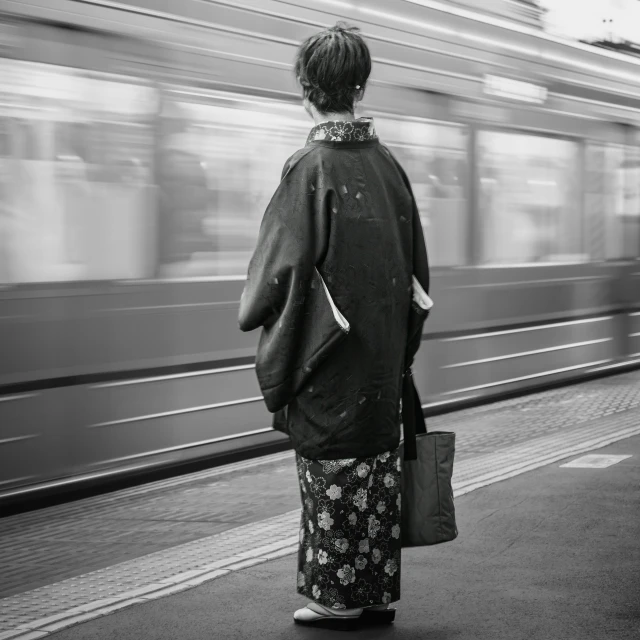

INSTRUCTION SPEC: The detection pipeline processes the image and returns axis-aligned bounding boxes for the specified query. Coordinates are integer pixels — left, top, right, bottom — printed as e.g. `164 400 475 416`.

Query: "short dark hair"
294 23 372 114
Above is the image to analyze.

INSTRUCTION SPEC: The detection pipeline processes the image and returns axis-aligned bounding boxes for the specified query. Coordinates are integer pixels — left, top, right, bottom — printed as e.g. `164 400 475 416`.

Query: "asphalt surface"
46 435 640 640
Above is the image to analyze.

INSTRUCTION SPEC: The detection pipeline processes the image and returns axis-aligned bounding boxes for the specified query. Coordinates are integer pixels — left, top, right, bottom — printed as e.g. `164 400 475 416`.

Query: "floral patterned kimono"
240 116 431 610
291 120 403 611
296 448 402 610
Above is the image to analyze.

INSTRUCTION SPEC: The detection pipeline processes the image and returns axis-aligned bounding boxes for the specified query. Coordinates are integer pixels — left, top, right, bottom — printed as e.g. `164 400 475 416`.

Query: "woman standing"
239 23 430 630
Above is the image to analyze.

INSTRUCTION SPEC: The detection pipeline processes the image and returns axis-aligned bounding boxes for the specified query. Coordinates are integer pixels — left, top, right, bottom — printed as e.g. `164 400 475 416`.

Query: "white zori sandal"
294 602 396 630
294 602 363 630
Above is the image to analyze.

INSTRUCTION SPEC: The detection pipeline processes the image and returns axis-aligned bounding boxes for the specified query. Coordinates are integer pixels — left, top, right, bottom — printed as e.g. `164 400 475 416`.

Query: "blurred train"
0 0 639 503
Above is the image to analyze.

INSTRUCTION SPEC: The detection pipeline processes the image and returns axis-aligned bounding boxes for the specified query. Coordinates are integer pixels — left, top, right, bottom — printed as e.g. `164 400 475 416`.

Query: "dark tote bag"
399 371 458 547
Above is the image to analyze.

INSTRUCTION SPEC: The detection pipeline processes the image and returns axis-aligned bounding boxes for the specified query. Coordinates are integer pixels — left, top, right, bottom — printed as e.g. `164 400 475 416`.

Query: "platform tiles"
1 407 639 640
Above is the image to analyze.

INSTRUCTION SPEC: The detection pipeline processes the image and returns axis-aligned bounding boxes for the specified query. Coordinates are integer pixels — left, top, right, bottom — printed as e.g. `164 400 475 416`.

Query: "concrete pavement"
2 370 639 601
45 435 640 640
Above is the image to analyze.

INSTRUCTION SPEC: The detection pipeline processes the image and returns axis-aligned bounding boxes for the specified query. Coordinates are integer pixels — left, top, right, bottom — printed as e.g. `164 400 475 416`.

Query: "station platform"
1 371 639 640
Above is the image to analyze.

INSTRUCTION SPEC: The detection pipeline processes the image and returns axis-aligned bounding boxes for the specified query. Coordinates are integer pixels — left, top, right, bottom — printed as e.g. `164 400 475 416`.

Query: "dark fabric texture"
252 267 349 414
296 448 402 609
238 118 430 460
400 370 427 462
399 426 458 547
399 372 458 546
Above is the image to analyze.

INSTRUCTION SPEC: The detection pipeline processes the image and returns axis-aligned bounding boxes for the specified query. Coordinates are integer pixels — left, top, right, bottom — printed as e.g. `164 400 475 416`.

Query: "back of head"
294 23 372 115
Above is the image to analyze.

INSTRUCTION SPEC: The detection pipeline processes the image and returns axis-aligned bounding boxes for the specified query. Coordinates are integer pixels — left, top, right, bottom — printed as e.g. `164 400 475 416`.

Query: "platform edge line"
454 425 640 497
5 422 640 639
9 539 301 638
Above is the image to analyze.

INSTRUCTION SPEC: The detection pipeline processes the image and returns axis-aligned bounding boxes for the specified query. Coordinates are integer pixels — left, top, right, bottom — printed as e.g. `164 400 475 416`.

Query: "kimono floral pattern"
306 117 377 145
296 448 402 609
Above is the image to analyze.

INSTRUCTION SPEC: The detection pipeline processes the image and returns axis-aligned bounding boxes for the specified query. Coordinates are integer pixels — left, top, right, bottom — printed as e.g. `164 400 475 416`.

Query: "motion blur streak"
0 0 638 503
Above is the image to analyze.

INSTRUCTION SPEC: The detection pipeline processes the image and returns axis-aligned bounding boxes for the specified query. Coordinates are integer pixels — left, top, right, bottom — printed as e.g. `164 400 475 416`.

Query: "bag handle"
402 369 427 461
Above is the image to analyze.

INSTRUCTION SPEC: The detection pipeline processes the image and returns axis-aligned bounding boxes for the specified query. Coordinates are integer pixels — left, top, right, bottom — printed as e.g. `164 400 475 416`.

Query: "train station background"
0 0 639 638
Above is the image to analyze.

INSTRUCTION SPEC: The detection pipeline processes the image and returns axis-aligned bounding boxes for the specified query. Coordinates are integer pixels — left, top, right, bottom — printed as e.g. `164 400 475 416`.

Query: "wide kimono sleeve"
238 151 333 413
394 158 431 370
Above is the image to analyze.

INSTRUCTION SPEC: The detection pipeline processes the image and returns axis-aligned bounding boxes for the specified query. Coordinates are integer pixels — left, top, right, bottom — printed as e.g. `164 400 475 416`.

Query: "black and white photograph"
0 0 639 638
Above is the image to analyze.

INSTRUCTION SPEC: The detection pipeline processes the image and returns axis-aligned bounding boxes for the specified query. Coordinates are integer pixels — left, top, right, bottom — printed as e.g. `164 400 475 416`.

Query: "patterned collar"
306 117 378 145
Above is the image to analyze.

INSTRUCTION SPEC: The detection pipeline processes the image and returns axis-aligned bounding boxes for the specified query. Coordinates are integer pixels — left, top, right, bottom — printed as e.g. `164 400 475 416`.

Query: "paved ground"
1 371 639 599
45 435 640 640
0 371 639 639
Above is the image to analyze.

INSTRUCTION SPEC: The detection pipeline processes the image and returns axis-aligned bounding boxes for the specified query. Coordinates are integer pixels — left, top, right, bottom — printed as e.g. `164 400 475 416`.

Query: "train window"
0 59 157 284
477 131 585 265
155 99 470 278
373 117 469 267
0 118 11 283
585 143 640 260
617 146 640 258
156 92 310 278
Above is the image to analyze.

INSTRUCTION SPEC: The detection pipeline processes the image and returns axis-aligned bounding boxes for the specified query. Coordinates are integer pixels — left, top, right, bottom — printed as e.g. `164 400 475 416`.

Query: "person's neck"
311 110 356 126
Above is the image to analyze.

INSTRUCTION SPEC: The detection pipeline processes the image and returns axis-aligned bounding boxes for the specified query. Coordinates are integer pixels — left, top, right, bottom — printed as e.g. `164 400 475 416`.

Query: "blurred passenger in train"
156 113 214 277
55 120 91 267
238 23 430 629
5 119 45 283
0 124 11 283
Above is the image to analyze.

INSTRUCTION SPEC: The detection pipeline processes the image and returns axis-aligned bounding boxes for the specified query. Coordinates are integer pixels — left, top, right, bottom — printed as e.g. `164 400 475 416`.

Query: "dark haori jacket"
238 118 430 460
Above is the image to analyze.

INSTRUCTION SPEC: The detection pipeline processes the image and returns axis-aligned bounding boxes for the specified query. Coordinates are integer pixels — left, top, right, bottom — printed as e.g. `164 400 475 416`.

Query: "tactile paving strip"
1 371 639 639
428 372 640 454
2 419 639 639
0 515 300 639
0 453 303 599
